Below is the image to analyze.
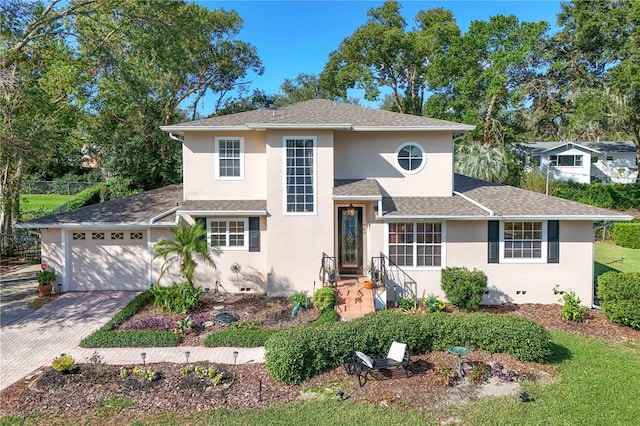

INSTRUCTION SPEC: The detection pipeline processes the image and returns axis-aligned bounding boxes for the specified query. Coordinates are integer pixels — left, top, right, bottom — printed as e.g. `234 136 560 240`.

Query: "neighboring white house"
19 100 633 307
524 141 638 184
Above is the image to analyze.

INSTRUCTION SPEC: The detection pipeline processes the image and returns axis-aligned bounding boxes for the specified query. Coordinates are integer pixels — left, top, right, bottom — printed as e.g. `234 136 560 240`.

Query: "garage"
68 230 149 291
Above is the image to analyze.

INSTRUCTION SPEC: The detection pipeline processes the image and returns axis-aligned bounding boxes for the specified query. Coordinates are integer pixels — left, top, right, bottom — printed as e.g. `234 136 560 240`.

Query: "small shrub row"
65 184 106 210
611 222 640 249
265 310 550 384
597 271 640 330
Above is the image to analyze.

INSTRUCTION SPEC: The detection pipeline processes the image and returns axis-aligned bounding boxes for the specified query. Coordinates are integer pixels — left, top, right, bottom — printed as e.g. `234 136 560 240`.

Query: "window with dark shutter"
547 220 559 263
248 217 260 252
488 221 499 263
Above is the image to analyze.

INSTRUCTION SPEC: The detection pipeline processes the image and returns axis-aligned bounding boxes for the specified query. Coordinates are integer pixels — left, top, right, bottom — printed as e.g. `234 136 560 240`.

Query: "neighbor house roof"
523 141 636 154
161 99 475 133
16 185 183 228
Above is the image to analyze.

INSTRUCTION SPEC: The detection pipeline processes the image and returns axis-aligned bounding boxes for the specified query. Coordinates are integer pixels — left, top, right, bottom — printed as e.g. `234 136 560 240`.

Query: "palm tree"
454 141 507 182
153 221 218 287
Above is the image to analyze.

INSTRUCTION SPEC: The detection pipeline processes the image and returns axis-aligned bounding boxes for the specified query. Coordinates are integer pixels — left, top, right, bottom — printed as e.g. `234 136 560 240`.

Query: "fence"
0 229 41 261
22 180 97 195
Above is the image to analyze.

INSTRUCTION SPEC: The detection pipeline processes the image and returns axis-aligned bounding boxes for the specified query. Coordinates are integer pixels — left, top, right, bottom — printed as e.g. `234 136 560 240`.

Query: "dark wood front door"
338 206 363 275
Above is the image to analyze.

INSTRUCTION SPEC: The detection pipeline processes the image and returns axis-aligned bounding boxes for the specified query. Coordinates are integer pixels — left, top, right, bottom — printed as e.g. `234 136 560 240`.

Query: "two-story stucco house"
525 141 639 184
21 100 632 308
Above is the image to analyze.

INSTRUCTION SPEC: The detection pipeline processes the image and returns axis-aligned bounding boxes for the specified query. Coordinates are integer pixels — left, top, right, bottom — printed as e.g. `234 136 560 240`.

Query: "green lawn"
19 194 72 212
4 332 638 426
594 241 640 279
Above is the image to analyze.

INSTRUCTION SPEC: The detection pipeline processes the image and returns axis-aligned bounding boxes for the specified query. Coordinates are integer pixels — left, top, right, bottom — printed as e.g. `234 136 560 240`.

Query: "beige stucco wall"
334 131 454 196
182 131 267 200
263 130 335 296
41 228 63 288
446 220 595 306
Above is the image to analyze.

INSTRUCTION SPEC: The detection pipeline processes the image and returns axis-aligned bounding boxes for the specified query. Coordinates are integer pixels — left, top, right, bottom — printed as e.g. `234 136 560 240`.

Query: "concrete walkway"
0 264 41 326
0 269 265 392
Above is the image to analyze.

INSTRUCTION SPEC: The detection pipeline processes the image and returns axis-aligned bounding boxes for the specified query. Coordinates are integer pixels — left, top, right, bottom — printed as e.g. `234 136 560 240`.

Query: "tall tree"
320 1 458 115
425 14 548 145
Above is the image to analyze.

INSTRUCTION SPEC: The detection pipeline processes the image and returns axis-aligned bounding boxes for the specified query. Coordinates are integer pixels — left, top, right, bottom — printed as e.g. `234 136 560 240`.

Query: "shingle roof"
334 179 382 198
453 174 629 219
523 141 636 154
17 185 183 227
382 195 488 218
179 200 267 214
162 99 475 132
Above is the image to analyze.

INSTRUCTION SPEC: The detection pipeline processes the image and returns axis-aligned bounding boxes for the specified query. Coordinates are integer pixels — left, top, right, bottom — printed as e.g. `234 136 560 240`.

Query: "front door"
338 206 363 275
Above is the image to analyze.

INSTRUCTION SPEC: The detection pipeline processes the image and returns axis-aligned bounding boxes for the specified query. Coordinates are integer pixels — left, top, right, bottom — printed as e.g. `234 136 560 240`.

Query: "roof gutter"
150 206 181 224
177 210 268 217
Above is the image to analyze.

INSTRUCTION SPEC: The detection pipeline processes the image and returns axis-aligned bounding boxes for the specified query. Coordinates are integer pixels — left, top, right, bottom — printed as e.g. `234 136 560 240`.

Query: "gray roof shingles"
523 141 636 154
164 99 473 130
333 179 382 198
19 184 183 226
179 200 267 212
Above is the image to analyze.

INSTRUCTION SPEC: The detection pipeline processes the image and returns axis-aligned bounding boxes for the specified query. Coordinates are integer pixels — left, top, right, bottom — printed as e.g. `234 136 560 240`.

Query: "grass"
594 241 640 279
4 331 638 425
19 194 72 212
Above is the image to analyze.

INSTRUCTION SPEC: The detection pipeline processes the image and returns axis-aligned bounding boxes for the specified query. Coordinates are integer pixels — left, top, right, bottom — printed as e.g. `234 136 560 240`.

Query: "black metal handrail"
319 252 337 287
378 252 417 303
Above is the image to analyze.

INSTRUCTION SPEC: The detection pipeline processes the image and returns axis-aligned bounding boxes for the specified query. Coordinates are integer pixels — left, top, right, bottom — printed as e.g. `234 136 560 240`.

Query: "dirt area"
1 296 638 421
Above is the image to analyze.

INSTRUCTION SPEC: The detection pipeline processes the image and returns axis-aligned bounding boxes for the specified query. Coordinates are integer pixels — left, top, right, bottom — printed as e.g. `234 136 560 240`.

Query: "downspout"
150 206 181 224
168 132 183 142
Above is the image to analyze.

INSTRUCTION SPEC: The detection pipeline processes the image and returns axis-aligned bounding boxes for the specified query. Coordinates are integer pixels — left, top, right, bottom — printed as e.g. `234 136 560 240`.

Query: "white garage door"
68 230 148 291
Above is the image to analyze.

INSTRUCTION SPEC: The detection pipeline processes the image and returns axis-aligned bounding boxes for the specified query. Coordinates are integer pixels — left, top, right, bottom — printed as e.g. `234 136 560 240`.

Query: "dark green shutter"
547 220 559 263
195 217 207 243
249 217 260 252
488 220 499 263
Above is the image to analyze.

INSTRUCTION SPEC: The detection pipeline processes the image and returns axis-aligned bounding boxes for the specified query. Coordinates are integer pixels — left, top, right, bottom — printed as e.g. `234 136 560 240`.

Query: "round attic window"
395 142 425 173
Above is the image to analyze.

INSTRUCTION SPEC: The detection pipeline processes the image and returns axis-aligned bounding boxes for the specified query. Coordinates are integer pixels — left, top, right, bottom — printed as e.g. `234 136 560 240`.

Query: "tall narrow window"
215 137 244 179
285 137 315 213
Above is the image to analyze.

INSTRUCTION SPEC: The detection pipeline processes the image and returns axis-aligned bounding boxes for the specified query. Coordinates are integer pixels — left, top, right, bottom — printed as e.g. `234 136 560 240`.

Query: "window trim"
282 136 317 216
549 154 583 167
384 221 446 270
207 218 249 251
499 221 547 264
394 142 426 174
215 137 244 180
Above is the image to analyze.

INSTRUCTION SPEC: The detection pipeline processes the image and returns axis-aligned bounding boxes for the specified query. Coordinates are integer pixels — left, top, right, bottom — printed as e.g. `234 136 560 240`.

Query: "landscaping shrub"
81 329 181 348
440 266 488 311
151 282 202 314
65 184 105 210
52 354 76 372
312 287 337 313
597 271 640 330
553 286 588 321
288 291 309 309
611 222 640 249
264 310 550 385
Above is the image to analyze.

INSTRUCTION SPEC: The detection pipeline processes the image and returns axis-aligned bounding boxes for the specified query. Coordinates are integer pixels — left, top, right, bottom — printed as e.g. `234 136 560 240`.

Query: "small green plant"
151 282 202 314
398 297 417 310
173 315 194 335
469 363 489 383
232 319 262 330
425 294 446 313
82 351 106 381
131 365 158 381
120 367 128 378
313 287 337 313
96 396 135 417
553 285 588 321
52 354 75 372
432 363 455 387
36 269 56 286
288 291 309 309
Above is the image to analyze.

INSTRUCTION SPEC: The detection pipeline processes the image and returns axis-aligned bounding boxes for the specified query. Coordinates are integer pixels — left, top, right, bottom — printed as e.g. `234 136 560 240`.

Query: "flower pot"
38 284 53 297
363 280 373 290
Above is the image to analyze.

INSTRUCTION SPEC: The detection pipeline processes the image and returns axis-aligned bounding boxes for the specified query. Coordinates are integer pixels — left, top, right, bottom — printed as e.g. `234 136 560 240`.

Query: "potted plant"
364 260 380 283
37 266 56 297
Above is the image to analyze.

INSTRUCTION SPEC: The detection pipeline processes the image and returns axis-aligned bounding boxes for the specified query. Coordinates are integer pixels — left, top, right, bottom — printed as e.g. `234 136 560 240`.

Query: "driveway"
0 286 138 391
0 264 41 327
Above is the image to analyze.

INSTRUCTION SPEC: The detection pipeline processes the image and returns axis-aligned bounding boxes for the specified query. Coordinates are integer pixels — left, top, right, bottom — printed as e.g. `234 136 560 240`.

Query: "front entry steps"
335 276 375 320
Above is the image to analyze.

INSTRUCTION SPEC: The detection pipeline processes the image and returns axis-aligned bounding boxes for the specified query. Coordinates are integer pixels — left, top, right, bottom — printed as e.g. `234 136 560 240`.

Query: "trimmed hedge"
611 222 640 249
441 266 488 311
597 271 640 330
81 291 181 348
65 184 106 210
552 181 640 210
264 310 551 384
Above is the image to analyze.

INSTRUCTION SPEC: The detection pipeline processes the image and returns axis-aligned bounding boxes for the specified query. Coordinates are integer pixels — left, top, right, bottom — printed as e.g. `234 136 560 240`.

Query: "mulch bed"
1 297 638 421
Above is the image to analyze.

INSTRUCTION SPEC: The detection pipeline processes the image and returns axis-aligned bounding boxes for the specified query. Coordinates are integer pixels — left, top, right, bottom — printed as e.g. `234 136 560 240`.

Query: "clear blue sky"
195 1 562 111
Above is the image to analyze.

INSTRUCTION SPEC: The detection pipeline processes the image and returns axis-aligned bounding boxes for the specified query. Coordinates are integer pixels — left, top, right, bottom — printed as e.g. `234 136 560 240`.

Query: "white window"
550 154 582 167
532 155 541 167
207 218 248 250
388 222 443 268
395 142 426 173
284 137 316 214
215 137 244 179
500 221 546 263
